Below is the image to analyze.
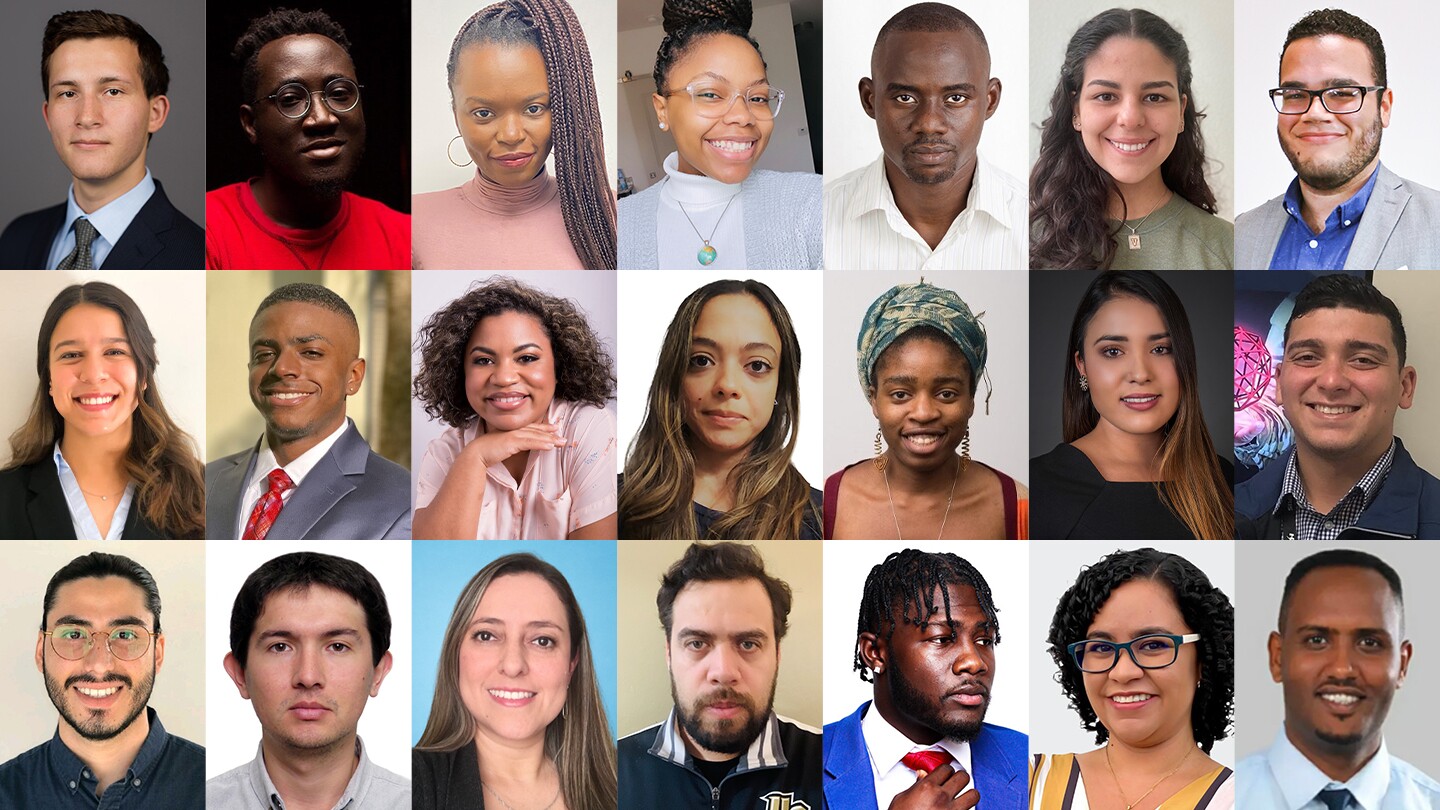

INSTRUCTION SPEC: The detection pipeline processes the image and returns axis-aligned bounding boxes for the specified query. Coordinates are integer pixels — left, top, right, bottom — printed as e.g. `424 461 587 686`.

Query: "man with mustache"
1237 9 1440 270
1237 548 1439 808
824 549 1026 810
0 552 203 806
618 541 822 809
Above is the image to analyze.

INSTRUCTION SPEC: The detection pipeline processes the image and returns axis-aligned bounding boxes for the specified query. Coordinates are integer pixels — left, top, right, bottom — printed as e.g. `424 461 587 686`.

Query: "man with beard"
0 552 203 806
824 549 1026 810
1237 549 1440 808
1237 9 1440 270
207 551 408 809
823 4 1024 270
618 541 822 809
206 8 409 269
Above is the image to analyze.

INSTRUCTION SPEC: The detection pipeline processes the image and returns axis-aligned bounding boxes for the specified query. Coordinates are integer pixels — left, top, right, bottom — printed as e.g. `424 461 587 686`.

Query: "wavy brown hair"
6 283 204 539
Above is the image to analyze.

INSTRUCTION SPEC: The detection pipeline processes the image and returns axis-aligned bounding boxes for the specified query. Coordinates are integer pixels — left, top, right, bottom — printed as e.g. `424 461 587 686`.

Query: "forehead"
52 304 126 343
1086 295 1166 337
894 581 985 626
453 42 547 91
474 572 569 627
468 310 551 347
670 578 774 636
254 33 356 86
877 332 969 378
251 300 355 344
694 294 780 345
874 29 988 83
1285 566 1400 631
1088 578 1187 634
48 36 143 83
253 584 369 636
1281 34 1376 83
48 575 151 626
671 32 766 86
1084 35 1178 82
1286 306 1396 351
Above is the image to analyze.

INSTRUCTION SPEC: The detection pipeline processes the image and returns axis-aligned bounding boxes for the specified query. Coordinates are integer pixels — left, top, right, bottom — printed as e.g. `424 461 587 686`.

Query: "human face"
1277 36 1389 192
224 585 391 754
242 34 365 195
452 43 553 187
666 578 779 759
37 576 162 742
1075 296 1181 440
652 33 774 184
1080 579 1199 749
465 311 556 432
49 304 140 443
871 336 974 475
1277 307 1414 467
458 573 576 747
248 301 364 462
43 37 166 201
1073 37 1186 194
862 30 998 187
681 294 781 461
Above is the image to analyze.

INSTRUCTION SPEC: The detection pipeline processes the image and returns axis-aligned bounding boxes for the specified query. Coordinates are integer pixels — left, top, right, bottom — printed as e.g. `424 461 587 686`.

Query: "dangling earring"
960 427 972 462
873 428 888 474
447 135 473 167
1079 374 1089 392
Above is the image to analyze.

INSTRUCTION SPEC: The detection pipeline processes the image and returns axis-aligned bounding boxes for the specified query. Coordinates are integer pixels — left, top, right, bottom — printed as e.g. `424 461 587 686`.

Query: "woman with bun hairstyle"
618 0 822 269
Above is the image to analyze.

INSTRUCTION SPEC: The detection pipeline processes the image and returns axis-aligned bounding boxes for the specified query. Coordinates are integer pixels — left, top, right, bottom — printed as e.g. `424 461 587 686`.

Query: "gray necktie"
1317 788 1352 810
57 218 98 270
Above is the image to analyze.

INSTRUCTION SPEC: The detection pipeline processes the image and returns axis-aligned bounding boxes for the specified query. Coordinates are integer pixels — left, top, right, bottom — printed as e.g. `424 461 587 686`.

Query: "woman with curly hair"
413 277 616 539
1033 547 1236 810
1030 9 1232 270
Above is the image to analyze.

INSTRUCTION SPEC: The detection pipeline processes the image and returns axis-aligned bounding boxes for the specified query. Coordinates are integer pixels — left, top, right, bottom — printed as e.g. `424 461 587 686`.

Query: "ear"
41 101 50 129
240 104 258 145
1378 87 1392 128
984 77 1001 119
1073 349 1086 379
1267 630 1283 684
1179 93 1188 132
1398 365 1416 410
35 631 45 675
858 631 886 674
859 77 876 120
369 651 394 697
1397 639 1412 686
147 94 170 134
223 651 252 700
869 393 880 422
1274 361 1286 408
651 92 668 131
347 357 366 395
663 634 673 674
154 632 165 673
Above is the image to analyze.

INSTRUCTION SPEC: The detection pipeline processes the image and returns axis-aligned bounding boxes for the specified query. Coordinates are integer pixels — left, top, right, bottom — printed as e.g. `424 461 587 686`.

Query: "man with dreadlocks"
824 549 1027 810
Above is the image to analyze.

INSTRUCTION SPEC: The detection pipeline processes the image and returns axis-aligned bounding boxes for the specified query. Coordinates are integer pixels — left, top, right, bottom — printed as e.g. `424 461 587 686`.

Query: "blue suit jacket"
0 179 203 269
823 702 1028 810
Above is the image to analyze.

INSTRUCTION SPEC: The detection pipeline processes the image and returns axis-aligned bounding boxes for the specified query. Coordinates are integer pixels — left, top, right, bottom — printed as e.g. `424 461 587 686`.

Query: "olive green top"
1107 193 1234 270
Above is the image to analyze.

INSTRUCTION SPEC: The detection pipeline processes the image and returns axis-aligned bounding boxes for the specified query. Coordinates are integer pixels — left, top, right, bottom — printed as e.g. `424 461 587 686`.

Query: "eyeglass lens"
687 83 783 119
1072 634 1180 672
49 625 152 661
1272 86 1368 114
274 79 360 118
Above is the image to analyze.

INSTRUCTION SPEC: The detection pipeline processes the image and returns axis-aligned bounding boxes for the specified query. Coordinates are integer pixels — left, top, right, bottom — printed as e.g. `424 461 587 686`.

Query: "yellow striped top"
1029 753 1234 810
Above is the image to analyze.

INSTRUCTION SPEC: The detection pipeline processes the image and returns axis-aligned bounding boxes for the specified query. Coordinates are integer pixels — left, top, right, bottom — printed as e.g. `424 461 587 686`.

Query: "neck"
73 163 147 214
1294 439 1389 514
871 683 941 746
1107 176 1172 221
883 451 962 495
1286 725 1380 783
61 426 133 481
1105 731 1197 784
267 418 343 467
1298 159 1379 234
885 156 975 227
1084 419 1165 477
58 709 150 797
251 174 343 229
473 728 552 783
689 439 751 511
260 732 359 810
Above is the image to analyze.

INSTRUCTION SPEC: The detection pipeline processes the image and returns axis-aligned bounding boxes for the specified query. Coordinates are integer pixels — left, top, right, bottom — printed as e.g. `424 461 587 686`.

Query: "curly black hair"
1045 548 1234 753
413 277 615 428
232 8 353 104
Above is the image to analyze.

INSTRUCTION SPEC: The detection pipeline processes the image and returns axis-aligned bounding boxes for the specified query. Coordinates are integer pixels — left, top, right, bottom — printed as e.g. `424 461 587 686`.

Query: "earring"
1079 374 1089 392
659 121 668 130
960 427 972 462
873 428 888 474
873 665 883 674
447 135 473 167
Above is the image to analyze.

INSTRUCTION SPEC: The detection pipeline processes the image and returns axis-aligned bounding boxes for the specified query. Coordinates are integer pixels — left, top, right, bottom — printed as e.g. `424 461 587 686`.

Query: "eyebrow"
885 82 980 95
256 628 362 642
52 615 148 628
880 373 969 387
51 76 134 90
1295 623 1392 637
676 627 770 643
1093 332 1170 345
463 92 548 105
1285 338 1390 358
1086 626 1176 640
470 617 565 631
1086 79 1176 91
1278 78 1366 89
252 334 333 350
691 336 778 355
53 337 130 352
273 73 351 90
686 71 766 87
470 343 544 357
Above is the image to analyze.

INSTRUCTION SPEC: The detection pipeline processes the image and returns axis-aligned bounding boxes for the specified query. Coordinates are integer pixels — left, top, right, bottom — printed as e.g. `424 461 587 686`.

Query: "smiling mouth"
706 139 756 156
1320 693 1361 706
1110 693 1155 705
76 686 120 698
1108 139 1154 154
493 152 534 168
487 393 530 411
77 395 118 406
1310 403 1359 415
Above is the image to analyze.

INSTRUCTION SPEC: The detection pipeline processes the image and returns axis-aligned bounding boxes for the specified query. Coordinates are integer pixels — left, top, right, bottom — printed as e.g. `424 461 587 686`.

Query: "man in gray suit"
206 283 411 540
1237 9 1440 271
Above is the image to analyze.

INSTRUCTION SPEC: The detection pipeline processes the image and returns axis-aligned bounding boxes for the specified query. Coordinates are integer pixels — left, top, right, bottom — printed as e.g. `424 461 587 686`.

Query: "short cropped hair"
42 10 169 99
1284 273 1407 367
873 2 988 64
656 542 793 642
232 8 352 103
1279 548 1403 632
43 552 163 633
252 282 359 332
1282 9 1386 86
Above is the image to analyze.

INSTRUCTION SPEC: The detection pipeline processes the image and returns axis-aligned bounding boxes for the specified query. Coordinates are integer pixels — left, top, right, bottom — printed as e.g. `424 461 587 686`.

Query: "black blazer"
412 744 484 810
0 179 203 269
0 459 163 540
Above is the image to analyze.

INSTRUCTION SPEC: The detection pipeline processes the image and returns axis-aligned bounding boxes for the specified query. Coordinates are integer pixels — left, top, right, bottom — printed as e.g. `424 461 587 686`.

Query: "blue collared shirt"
0 708 205 809
53 442 135 541
1236 726 1440 810
45 170 156 270
1269 164 1381 270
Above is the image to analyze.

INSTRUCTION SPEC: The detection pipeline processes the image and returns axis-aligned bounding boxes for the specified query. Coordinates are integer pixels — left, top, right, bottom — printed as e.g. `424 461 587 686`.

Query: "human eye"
103 87 124 97
683 638 708 651
58 350 81 361
1088 641 1116 655
946 93 969 105
1092 91 1117 103
1302 633 1327 648
1350 355 1380 368
533 635 558 649
276 87 307 108
1326 87 1361 101
1151 344 1172 356
525 103 547 115
471 355 493 366
1144 92 1169 103
251 348 275 364
472 107 494 120
738 639 761 652
895 93 916 104
471 629 496 642
268 641 292 653
518 353 541 364
1136 637 1169 652
1287 350 1320 365
111 628 140 641
105 347 130 357
692 86 724 101
688 353 715 369
745 359 772 374
1100 346 1123 358
889 389 911 402
57 627 87 640
936 388 960 401
55 89 77 100
328 641 352 653
301 348 324 359
1281 89 1309 102
1357 635 1388 650
975 635 994 648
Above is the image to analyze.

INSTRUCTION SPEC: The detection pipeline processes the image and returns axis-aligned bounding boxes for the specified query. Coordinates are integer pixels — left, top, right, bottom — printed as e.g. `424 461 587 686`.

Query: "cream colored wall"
1374 270 1440 472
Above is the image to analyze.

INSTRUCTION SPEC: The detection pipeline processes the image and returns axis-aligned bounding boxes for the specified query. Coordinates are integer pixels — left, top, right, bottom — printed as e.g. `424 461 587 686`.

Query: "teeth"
905 435 940 446
271 392 308 400
490 689 536 700
1314 404 1357 415
1322 693 1359 706
1111 694 1153 704
77 686 119 697
707 139 753 153
1122 395 1158 403
1111 140 1150 153
78 396 115 405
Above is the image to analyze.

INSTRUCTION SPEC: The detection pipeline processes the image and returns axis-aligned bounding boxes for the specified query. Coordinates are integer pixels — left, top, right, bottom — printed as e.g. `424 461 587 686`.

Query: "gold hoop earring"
447 135 473 167
873 428 888 474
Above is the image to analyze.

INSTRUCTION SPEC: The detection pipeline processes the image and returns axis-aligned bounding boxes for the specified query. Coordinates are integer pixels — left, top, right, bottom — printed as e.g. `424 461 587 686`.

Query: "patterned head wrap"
857 281 991 410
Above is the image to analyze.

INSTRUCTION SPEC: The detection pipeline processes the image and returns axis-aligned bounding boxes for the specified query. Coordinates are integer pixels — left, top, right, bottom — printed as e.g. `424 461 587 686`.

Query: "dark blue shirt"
1269 164 1382 270
0 708 204 808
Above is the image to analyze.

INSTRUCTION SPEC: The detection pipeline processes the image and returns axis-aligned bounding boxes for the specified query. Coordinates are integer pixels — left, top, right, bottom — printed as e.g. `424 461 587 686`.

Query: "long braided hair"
654 0 766 96
449 0 616 269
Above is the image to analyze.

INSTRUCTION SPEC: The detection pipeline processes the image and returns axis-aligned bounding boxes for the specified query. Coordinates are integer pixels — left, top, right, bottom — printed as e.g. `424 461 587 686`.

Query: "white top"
860 700 974 808
53 442 135 541
656 151 748 270
236 420 350 538
823 153 1027 270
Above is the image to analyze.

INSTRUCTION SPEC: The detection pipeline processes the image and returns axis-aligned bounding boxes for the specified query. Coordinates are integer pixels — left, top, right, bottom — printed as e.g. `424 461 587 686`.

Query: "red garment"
205 181 410 270
242 469 294 540
901 749 956 774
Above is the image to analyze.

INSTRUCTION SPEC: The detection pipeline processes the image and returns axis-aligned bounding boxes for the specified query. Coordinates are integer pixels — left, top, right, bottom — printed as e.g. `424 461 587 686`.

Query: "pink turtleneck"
411 168 584 269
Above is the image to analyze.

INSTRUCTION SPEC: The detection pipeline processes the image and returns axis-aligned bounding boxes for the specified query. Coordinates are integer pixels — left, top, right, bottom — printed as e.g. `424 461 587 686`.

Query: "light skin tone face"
1074 296 1181 453
1276 35 1389 204
43 37 168 213
652 33 775 185
452 43 553 188
49 304 140 448
870 336 974 476
681 294 781 468
465 311 557 434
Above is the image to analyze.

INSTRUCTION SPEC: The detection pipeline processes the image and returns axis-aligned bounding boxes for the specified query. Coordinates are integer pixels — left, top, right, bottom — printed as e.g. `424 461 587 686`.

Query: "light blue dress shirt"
1236 727 1440 810
53 443 134 540
45 169 156 269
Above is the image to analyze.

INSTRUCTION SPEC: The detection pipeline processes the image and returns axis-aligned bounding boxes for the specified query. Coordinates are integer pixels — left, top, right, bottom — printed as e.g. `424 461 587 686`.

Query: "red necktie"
902 749 956 775
242 469 294 540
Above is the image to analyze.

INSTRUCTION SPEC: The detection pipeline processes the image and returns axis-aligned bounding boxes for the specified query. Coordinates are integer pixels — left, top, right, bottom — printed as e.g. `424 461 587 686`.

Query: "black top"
412 743 484 810
693 488 824 540
0 459 164 540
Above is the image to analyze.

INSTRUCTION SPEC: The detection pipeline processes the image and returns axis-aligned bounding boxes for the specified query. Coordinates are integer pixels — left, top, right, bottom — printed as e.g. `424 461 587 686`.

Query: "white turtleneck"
655 151 748 270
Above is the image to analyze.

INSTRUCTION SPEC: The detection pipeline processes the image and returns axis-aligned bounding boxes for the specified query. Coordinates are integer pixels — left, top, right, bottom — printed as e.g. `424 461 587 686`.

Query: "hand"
888 764 980 810
467 422 570 468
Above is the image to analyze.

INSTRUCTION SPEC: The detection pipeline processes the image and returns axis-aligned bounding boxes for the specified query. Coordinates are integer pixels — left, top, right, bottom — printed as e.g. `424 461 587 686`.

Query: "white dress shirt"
656 151 748 270
235 420 350 538
860 701 974 808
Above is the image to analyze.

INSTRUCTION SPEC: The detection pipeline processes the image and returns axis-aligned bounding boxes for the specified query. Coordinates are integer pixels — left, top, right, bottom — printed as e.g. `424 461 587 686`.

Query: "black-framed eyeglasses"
1269 85 1385 115
1066 633 1200 673
42 625 155 661
257 77 363 119
664 82 785 120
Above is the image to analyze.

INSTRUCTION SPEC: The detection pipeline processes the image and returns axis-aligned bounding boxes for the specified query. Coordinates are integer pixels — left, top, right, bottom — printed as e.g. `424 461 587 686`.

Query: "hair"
873 2 988 65
872 325 978 396
43 552 162 633
5 283 204 539
253 282 360 341
653 0 766 96
853 549 999 682
1046 548 1234 753
656 542 792 641
416 554 617 810
232 7 352 103
1030 8 1216 269
1284 273 1406 368
449 0 616 270
1279 548 1403 632
228 552 391 669
619 280 817 540
413 277 614 428
42 10 169 99
1282 9 1386 86
1061 271 1231 540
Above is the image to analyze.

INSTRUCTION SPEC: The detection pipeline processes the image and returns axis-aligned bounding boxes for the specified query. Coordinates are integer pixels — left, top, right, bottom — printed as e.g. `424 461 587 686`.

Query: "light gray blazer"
1236 163 1440 270
205 419 412 540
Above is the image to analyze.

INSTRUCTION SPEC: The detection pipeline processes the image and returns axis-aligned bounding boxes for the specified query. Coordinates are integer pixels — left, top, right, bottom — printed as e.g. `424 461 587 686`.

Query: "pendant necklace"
1105 743 1193 810
676 193 737 266
1122 191 1174 250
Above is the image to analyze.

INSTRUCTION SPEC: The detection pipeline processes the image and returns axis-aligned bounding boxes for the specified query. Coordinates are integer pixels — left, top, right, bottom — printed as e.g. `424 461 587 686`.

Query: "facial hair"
44 659 154 742
886 658 988 742
671 672 777 756
1282 109 1382 191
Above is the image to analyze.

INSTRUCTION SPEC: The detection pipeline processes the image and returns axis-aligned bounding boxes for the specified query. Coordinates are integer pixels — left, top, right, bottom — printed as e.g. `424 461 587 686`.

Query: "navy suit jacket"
0 179 203 269
0 459 163 540
824 702 1028 810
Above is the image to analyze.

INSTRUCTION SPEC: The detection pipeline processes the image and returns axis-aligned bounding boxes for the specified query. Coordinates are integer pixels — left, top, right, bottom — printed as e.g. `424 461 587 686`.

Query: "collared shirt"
206 737 410 810
859 700 974 808
649 706 790 773
53 442 135 540
0 707 204 808
823 152 1026 270
1273 440 1395 540
1236 727 1440 810
1269 165 1381 271
236 420 350 538
46 170 157 270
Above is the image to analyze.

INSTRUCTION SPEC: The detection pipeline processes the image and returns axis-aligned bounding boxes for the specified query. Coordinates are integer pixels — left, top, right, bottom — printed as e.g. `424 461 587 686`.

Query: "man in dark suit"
205 283 410 540
0 10 202 270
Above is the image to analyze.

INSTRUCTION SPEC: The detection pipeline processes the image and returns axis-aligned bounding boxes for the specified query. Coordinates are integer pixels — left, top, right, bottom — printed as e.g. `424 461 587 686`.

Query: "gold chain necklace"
882 453 967 540
1104 743 1193 810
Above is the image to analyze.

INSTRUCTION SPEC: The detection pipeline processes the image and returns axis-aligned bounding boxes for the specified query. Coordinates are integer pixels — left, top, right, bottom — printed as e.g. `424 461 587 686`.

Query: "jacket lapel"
971 725 1025 810
207 446 257 540
1346 165 1408 270
101 184 171 269
823 703 880 810
267 422 364 540
26 462 78 540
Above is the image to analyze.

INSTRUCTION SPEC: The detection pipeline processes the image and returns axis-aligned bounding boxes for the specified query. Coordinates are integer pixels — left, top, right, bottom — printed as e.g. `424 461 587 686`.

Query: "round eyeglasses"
1066 633 1200 673
666 82 785 120
258 77 363 119
1269 85 1385 115
43 625 154 661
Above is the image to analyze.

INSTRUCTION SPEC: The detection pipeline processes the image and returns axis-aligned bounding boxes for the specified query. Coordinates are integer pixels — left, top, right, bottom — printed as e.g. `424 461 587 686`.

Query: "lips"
492 152 534 169
1121 393 1160 411
906 145 954 165
703 409 746 426
1317 684 1364 711
486 391 530 412
488 687 538 707
289 701 331 721
71 140 110 149
1108 138 1154 154
900 430 946 453
75 393 120 411
263 389 314 407
705 138 757 160
69 675 129 709
1308 403 1359 415
1107 691 1156 708
945 681 990 708
301 138 346 159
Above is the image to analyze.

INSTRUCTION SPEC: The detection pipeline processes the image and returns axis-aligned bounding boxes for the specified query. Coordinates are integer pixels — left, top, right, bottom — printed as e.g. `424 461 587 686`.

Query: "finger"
940 767 972 790
952 788 981 810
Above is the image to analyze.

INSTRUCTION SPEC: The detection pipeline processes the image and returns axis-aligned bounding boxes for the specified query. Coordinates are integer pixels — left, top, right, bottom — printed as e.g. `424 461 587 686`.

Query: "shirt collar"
859 700 973 781
63 169 156 248
46 706 171 795
1266 726 1392 810
1282 163 1382 230
660 151 742 204
1273 440 1396 517
257 419 351 489
648 707 789 773
851 153 1018 237
249 737 368 810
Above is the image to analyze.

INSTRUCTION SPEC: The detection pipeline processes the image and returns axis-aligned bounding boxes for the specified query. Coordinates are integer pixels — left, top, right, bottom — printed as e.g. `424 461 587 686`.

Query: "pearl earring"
659 121 667 130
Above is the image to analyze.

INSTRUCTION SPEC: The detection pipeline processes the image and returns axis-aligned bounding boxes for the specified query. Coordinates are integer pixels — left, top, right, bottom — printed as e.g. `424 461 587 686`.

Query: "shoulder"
823 162 873 200
0 739 48 780
205 759 250 795
746 170 822 204
205 182 246 209
979 154 1028 197
1030 443 1091 481
618 183 662 216
1387 753 1440 796
363 448 414 490
1235 193 1288 228
344 192 411 230
165 731 207 762
1 202 64 237
776 714 823 757
618 723 664 759
1234 451 1288 516
205 448 254 478
557 400 614 429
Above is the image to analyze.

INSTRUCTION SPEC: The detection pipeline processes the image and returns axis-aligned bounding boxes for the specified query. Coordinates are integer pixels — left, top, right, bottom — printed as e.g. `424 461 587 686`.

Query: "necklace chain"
481 777 562 810
883 453 967 540
1121 191 1174 249
675 190 737 266
1104 743 1193 810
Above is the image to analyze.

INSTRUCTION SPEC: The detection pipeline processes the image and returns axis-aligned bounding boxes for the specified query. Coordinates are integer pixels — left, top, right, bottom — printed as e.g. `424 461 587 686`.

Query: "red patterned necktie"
902 749 956 775
242 469 294 540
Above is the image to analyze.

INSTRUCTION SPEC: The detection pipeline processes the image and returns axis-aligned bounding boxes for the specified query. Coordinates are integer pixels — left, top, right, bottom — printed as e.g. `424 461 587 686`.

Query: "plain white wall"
1374 270 1440 473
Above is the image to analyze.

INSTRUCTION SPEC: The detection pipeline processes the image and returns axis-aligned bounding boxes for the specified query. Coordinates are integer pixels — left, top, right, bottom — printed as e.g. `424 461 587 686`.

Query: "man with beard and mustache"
1237 549 1440 808
1237 9 1440 270
205 8 409 270
0 552 203 806
823 4 1025 271
618 542 822 809
824 549 1026 810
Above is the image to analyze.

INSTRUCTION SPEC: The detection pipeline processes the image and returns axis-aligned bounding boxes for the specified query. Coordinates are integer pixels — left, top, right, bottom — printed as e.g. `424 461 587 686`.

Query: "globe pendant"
697 244 718 266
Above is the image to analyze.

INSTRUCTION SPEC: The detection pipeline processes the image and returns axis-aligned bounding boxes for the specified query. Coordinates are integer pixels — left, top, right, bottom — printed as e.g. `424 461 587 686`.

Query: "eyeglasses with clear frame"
665 82 785 120
42 625 155 661
1269 85 1385 115
1066 633 1200 673
256 77 364 119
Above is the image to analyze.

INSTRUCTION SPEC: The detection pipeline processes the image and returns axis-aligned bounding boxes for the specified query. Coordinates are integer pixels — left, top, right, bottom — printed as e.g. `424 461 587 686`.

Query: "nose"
1107 646 1145 682
706 644 741 685
78 352 109 383
491 358 520 385
294 643 323 689
914 97 948 135
81 632 117 670
720 92 758 126
303 91 339 129
1115 95 1145 128
1314 355 1352 393
498 112 525 145
497 636 528 677
76 92 103 127
714 360 742 399
1127 351 1154 384
910 392 940 421
950 636 987 675
270 347 300 379
1300 93 1335 123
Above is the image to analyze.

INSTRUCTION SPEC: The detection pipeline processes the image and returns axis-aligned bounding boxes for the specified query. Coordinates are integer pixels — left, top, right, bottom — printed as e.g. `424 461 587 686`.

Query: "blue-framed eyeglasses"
1066 633 1200 673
